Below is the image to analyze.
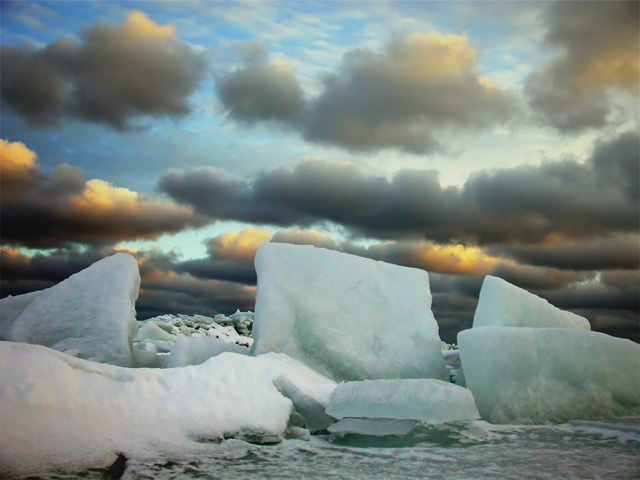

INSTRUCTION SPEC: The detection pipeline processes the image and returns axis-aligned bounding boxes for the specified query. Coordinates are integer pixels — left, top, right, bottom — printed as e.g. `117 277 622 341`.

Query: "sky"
1 0 638 343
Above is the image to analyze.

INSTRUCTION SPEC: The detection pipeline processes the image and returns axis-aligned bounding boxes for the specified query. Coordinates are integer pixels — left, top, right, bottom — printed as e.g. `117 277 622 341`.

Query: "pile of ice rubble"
1 246 638 476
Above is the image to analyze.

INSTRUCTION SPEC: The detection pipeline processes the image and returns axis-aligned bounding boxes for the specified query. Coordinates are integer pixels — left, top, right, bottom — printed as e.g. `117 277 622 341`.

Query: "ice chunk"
473 275 590 330
165 336 249 368
251 243 447 382
326 379 480 424
135 321 179 343
6 253 140 366
0 342 336 476
274 376 336 431
458 327 640 424
0 290 44 339
328 418 417 436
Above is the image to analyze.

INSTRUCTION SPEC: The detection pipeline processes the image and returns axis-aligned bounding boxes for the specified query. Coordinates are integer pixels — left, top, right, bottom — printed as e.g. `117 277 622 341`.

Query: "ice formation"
132 314 254 368
473 275 590 330
250 243 447 382
458 327 640 424
0 341 336 475
328 418 417 436
166 336 249 368
326 379 480 424
0 289 43 339
3 253 140 366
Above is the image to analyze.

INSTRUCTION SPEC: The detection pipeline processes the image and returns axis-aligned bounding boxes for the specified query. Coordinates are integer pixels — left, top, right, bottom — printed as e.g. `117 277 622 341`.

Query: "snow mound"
250 243 447 382
0 290 44 339
0 341 336 476
473 275 590 330
5 253 140 366
458 327 640 424
326 379 480 424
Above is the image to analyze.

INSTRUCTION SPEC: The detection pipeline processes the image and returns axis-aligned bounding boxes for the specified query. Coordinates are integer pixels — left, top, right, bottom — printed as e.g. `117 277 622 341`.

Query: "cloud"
1 140 208 248
216 43 305 124
160 131 639 245
525 1 639 131
216 34 516 153
304 33 516 153
490 234 640 271
1 11 206 129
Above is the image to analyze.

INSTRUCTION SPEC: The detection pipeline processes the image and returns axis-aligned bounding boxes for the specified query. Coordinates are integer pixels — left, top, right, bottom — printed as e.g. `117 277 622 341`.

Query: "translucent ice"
0 290 43 339
458 327 640 424
250 243 447 382
326 379 480 424
166 336 249 368
473 275 590 330
6 253 140 366
328 418 417 436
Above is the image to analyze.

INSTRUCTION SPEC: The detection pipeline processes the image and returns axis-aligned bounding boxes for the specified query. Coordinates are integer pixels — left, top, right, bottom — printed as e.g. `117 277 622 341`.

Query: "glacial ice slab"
326 379 480 424
6 253 140 367
473 275 590 330
250 243 447 382
0 342 336 476
458 327 640 424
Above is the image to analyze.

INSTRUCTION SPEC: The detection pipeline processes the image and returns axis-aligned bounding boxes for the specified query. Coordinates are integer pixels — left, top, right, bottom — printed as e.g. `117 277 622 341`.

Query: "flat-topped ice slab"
6 253 140 366
326 379 480 424
250 243 447 382
473 275 590 330
458 327 640 424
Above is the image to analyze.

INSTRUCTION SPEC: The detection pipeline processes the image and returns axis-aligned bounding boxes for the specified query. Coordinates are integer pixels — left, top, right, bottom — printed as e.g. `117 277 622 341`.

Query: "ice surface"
473 275 590 330
274 376 336 432
0 341 336 476
0 290 44 339
135 321 179 343
6 253 140 366
250 243 447 382
326 379 480 424
458 327 640 424
328 418 418 436
166 336 249 368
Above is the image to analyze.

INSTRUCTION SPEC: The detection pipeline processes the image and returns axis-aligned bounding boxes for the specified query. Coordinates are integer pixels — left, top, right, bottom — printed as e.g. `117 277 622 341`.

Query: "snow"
4 253 140 366
0 341 336 476
458 327 640 424
326 379 480 424
250 243 447 382
473 275 590 330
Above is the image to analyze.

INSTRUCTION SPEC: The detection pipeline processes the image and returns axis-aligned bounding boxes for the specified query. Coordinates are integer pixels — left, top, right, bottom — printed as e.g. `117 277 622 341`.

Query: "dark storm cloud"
216 42 305 125
160 131 639 245
491 234 640 271
1 12 206 129
216 34 516 154
525 1 639 131
1 140 208 248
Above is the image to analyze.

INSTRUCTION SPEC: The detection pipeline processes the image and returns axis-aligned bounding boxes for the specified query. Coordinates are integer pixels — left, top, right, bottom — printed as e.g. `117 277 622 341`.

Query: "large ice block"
473 275 590 330
165 336 249 368
326 379 480 424
6 253 140 366
250 243 447 382
458 327 640 424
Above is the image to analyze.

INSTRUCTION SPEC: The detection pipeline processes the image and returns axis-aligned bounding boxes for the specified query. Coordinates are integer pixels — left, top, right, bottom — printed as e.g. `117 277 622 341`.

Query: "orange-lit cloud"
1 140 208 248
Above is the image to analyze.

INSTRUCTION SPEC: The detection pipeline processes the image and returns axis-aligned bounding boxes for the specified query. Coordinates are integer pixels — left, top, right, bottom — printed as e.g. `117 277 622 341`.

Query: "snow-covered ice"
326 379 480 424
250 243 447 382
458 326 640 424
4 253 140 366
473 275 590 330
0 341 336 476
